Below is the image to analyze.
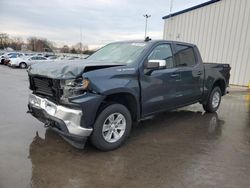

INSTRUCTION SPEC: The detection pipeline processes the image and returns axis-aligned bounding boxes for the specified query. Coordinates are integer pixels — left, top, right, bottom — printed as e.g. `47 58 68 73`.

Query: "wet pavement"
0 65 249 188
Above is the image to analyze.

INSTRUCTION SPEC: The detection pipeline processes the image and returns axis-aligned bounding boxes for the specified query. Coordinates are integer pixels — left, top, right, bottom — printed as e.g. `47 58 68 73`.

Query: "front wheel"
90 103 132 151
203 86 222 113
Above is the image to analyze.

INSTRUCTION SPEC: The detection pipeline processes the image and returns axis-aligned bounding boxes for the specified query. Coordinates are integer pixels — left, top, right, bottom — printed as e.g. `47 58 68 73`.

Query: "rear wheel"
203 86 222 113
19 62 27 69
90 103 132 151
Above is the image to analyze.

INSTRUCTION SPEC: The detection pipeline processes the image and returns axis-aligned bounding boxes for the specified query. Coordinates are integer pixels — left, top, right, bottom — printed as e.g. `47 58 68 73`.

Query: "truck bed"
204 62 231 86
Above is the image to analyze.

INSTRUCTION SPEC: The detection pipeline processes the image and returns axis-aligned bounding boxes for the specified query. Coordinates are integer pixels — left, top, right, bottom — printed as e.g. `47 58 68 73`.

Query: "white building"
163 0 250 86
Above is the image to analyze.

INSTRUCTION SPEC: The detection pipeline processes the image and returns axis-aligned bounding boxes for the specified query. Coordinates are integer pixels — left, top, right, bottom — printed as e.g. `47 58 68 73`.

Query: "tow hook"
27 105 33 114
44 121 51 128
27 110 32 114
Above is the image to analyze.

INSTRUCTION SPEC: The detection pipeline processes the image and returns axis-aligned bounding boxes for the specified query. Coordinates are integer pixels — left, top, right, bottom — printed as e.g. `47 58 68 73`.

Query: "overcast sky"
0 0 207 48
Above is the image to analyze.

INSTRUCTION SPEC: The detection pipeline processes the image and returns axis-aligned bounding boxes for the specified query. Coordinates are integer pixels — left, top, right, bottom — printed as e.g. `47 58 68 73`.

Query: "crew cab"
27 40 231 151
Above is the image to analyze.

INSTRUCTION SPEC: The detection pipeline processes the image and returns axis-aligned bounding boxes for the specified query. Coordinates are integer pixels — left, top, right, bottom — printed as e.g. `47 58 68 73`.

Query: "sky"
0 0 207 48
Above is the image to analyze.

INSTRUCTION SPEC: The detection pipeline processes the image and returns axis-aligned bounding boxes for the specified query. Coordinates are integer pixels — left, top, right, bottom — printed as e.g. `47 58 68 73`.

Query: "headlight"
60 77 89 99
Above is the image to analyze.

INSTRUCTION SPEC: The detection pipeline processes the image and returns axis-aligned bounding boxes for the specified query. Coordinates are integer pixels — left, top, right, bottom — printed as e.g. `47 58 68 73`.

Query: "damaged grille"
29 76 61 101
33 77 53 96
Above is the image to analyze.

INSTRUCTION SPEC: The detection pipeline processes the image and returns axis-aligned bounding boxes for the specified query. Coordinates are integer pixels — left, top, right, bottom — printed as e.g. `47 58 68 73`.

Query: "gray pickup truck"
27 40 231 151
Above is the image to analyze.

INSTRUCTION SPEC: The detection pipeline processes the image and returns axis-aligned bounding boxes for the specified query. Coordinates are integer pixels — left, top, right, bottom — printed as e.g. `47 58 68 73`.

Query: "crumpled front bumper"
28 94 93 149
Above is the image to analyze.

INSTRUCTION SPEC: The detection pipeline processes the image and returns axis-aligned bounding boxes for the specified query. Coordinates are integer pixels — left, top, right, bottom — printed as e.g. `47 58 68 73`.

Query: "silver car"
9 56 51 68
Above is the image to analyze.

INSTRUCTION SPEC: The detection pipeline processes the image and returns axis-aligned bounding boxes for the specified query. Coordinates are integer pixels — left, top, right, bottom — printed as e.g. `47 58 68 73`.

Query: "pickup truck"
27 40 231 151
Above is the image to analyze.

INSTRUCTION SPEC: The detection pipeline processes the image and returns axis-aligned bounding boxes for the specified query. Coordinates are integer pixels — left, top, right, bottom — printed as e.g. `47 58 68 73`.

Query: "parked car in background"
44 53 56 58
67 56 80 60
1 52 25 65
0 54 5 65
24 53 35 57
47 55 61 60
5 54 24 66
9 55 51 68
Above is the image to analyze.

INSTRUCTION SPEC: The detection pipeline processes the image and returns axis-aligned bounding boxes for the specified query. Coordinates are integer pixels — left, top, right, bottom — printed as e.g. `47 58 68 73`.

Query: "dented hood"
27 60 125 79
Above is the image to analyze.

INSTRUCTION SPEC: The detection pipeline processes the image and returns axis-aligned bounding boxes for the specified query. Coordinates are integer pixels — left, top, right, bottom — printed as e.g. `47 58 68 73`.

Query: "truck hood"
27 60 125 79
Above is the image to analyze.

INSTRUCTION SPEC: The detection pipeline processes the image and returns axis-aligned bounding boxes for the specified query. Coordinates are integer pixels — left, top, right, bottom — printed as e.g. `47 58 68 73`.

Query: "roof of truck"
111 40 196 47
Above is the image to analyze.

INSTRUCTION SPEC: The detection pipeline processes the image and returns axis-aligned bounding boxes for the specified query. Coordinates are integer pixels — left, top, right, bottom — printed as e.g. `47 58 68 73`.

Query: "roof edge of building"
162 0 221 20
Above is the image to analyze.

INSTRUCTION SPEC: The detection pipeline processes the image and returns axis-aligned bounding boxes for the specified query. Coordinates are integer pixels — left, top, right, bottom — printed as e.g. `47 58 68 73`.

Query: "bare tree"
60 45 70 53
0 33 25 50
0 33 10 49
27 37 54 52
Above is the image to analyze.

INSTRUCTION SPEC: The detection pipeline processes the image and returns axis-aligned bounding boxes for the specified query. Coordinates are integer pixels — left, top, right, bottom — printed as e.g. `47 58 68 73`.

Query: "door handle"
197 71 202 75
170 73 180 78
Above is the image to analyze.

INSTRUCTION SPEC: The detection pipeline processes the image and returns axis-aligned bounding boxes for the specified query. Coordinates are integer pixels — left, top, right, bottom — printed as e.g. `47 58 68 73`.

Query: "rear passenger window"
148 44 175 69
175 45 196 67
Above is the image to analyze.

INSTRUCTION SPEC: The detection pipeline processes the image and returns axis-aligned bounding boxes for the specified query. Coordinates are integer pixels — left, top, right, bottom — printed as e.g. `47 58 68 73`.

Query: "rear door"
173 44 204 104
140 43 181 116
36 56 47 63
29 56 38 66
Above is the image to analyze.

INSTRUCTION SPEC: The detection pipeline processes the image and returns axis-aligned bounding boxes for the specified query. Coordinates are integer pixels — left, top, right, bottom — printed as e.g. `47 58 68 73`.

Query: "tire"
19 62 27 69
90 103 132 151
203 86 222 113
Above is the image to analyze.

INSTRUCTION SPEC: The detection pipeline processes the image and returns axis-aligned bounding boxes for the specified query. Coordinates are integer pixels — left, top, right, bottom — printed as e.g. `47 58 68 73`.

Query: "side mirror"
146 60 166 70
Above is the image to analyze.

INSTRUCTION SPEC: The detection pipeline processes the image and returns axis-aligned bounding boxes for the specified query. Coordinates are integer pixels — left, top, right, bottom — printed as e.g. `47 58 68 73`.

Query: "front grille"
29 76 61 101
33 77 53 96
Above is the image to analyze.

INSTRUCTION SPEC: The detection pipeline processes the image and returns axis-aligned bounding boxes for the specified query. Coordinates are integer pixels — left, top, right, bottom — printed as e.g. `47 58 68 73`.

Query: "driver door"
140 43 180 116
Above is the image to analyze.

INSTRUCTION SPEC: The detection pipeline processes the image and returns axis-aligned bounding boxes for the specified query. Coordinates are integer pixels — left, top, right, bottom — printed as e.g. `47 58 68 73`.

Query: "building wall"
163 0 250 86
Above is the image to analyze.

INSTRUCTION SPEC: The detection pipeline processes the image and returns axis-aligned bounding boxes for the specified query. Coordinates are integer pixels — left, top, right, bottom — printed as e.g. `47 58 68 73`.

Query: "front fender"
70 93 105 128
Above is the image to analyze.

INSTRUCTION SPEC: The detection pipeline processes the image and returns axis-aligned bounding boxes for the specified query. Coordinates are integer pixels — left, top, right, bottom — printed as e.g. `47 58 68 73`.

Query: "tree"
0 33 10 49
27 37 54 52
0 33 24 50
60 45 70 53
10 36 24 50
70 48 77 54
83 49 96 55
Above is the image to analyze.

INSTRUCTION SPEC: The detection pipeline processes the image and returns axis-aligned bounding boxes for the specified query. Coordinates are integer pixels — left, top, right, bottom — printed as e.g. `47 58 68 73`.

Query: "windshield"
87 42 148 64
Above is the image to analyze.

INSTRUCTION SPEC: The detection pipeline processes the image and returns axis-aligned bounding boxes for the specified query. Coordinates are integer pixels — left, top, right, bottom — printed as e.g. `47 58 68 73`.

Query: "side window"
10 55 17 58
175 45 196 67
148 44 175 69
37 57 46 60
31 57 37 60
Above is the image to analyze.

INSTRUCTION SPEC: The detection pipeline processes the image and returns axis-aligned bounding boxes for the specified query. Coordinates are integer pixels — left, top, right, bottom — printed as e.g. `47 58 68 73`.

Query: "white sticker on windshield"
131 43 146 47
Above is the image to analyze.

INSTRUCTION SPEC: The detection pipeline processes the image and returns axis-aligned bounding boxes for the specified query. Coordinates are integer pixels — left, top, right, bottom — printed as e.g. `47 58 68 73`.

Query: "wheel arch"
202 78 226 105
212 79 226 96
97 92 139 122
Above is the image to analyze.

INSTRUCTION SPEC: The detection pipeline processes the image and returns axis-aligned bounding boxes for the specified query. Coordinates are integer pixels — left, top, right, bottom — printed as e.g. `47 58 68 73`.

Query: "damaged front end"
27 74 104 149
27 93 93 149
26 60 122 148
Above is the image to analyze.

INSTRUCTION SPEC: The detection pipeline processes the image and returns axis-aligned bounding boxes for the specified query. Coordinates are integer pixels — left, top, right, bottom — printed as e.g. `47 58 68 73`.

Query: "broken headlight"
60 77 89 100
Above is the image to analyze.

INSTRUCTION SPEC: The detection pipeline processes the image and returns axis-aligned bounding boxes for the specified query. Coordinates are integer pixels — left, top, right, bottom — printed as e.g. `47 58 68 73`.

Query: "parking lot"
0 65 249 188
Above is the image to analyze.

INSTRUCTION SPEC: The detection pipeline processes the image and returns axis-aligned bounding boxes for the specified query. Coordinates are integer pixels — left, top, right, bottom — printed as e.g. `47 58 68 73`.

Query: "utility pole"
80 25 82 54
143 14 151 39
169 0 173 14
168 0 174 39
